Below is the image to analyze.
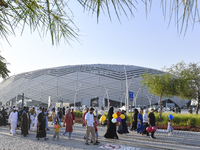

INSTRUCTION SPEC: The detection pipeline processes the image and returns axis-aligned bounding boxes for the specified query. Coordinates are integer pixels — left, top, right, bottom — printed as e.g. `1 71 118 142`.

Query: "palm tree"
0 0 199 46
0 55 10 79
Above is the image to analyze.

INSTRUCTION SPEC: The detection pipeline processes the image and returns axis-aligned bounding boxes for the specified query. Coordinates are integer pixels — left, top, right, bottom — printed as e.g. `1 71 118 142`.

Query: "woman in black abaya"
117 110 129 134
36 108 48 140
130 109 138 131
104 107 119 139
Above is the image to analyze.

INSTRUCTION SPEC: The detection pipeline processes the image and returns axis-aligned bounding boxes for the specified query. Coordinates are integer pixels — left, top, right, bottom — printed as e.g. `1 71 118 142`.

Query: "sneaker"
85 143 89 145
96 141 100 143
68 137 73 140
93 143 98 145
90 140 93 143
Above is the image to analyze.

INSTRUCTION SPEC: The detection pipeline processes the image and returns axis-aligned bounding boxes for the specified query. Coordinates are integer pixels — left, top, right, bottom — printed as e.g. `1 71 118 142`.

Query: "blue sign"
129 91 134 101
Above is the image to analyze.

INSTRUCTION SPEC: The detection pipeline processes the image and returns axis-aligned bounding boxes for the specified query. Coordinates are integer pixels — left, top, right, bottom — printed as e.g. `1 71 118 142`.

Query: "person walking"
33 107 42 131
142 109 149 136
136 110 144 134
63 109 74 139
52 121 61 140
36 108 48 140
21 108 30 137
71 109 75 124
92 116 100 143
51 108 57 125
9 108 18 136
85 107 98 145
148 109 156 139
130 109 138 131
167 119 174 136
44 108 50 130
104 107 119 139
57 108 63 126
117 110 129 135
29 107 36 130
82 107 89 139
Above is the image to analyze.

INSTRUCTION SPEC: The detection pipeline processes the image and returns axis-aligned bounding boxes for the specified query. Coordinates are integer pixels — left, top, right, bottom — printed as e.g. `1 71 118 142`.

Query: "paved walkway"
0 123 200 150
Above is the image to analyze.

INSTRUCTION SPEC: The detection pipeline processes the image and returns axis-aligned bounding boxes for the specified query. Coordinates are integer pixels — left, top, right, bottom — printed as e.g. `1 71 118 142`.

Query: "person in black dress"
148 109 156 139
21 108 30 137
130 109 138 131
117 110 129 135
36 108 48 140
104 107 118 139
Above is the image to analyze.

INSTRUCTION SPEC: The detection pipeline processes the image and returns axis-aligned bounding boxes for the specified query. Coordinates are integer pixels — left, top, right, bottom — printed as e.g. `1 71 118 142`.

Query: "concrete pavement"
0 123 200 150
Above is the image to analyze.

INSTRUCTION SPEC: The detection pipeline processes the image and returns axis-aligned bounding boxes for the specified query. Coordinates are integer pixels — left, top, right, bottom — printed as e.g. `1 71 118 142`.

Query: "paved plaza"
0 123 200 150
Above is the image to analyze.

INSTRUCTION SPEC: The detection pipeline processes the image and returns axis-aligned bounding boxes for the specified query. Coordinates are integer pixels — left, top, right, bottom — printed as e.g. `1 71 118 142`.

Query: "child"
167 119 173 136
53 121 61 140
91 116 100 143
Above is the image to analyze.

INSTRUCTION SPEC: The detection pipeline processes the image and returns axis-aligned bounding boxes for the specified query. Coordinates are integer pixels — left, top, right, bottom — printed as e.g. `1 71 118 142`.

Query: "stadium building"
0 64 189 108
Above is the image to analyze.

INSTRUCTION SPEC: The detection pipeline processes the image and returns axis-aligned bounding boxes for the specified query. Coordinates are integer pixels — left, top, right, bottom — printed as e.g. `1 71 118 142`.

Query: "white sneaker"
68 137 73 140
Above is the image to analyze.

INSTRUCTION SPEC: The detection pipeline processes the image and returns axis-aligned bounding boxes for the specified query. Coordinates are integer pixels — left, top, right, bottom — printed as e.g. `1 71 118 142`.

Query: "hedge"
74 111 200 127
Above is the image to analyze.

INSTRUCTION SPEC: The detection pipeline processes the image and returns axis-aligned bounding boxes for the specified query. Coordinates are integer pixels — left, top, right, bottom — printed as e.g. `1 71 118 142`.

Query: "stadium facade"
0 64 189 108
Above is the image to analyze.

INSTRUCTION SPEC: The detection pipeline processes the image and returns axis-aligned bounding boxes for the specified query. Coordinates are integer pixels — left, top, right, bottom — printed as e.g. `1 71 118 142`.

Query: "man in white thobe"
9 108 18 135
33 107 42 130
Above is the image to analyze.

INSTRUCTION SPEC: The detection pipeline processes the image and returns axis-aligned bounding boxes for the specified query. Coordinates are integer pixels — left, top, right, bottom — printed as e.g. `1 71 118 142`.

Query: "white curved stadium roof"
0 64 188 108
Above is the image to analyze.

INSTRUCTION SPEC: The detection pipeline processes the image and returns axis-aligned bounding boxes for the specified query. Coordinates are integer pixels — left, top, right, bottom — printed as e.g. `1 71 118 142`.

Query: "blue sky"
1 1 200 77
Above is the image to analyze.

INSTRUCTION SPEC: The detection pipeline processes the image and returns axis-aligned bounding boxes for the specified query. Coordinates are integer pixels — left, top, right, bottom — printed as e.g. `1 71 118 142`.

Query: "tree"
167 61 200 114
0 55 10 79
141 71 177 121
0 0 200 46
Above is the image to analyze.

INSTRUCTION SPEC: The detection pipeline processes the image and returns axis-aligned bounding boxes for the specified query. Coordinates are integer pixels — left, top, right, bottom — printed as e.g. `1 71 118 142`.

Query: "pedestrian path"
0 122 200 150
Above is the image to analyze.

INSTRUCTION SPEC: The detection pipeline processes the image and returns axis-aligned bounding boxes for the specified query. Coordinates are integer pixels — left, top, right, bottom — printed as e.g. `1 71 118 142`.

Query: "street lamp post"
134 87 141 107
103 86 109 109
124 67 129 112
74 84 81 109
120 93 125 107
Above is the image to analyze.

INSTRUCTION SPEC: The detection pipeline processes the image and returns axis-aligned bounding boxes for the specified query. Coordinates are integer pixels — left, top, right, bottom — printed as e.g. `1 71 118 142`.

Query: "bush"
76 111 200 128
74 111 83 117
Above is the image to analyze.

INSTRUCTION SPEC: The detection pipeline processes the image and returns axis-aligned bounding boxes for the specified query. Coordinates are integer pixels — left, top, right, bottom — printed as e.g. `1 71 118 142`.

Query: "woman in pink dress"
63 109 73 139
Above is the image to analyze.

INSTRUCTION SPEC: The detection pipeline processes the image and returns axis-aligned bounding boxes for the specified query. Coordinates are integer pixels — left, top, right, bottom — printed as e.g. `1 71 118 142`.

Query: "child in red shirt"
93 116 100 143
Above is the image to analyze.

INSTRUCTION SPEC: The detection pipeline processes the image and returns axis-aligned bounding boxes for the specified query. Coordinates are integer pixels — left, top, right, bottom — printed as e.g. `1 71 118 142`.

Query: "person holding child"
53 121 61 140
167 119 174 136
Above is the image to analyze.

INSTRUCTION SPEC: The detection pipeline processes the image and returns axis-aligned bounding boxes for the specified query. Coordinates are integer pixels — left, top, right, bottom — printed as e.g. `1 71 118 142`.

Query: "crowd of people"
130 108 156 138
0 106 102 146
0 105 159 146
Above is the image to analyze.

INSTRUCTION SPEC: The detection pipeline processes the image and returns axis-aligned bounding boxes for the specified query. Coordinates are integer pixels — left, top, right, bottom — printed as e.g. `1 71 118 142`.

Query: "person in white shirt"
142 109 149 136
9 108 18 135
85 107 98 145
33 107 42 130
